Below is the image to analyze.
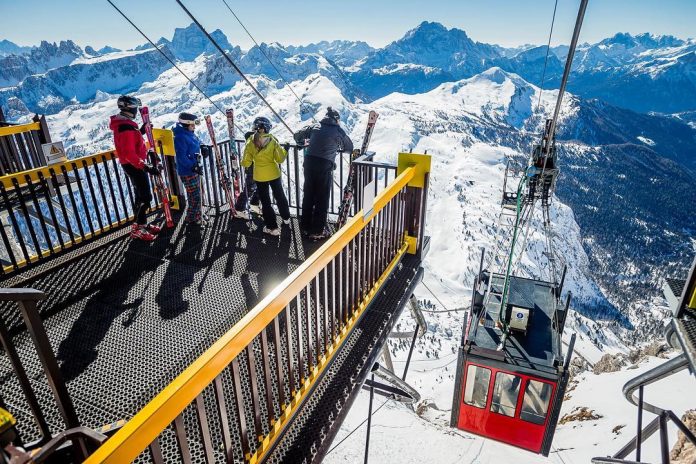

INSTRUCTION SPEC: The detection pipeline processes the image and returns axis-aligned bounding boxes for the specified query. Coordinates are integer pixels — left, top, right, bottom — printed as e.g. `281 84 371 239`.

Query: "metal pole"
0 317 52 443
636 385 643 461
545 0 589 157
658 411 669 464
402 329 419 381
17 300 81 429
364 373 375 464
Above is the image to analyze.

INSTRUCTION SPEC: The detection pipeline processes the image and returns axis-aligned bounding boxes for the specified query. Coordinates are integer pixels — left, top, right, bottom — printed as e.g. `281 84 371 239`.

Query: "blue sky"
2 0 694 50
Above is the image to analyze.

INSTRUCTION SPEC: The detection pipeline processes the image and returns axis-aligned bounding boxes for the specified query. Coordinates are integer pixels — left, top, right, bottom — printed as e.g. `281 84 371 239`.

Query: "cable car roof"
469 273 562 378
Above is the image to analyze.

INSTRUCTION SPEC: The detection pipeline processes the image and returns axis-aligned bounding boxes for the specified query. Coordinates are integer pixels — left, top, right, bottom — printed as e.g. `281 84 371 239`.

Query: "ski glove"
147 150 162 165
192 163 203 175
200 144 212 158
143 163 162 175
139 123 152 135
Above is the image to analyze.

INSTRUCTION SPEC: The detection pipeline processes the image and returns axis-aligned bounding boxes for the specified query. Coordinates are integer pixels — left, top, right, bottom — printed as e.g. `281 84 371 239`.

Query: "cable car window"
463 365 491 408
490 372 521 417
520 380 553 424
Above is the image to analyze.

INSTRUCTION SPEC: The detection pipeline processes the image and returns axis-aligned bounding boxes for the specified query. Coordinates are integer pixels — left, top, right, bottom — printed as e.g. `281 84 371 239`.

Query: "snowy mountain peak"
397 21 479 52
139 23 236 61
0 39 31 57
599 31 686 50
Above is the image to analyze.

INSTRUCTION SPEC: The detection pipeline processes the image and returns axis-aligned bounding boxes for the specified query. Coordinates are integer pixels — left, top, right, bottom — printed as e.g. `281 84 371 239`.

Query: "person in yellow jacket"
241 116 291 236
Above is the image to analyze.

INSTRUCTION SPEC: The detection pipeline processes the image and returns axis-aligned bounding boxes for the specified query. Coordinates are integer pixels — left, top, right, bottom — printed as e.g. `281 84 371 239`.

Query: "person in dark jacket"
109 95 161 241
294 107 354 240
173 112 206 226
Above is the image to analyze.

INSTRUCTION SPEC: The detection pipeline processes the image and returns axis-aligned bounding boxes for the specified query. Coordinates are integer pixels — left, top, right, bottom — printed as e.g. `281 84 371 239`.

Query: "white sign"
362 180 376 220
42 141 67 165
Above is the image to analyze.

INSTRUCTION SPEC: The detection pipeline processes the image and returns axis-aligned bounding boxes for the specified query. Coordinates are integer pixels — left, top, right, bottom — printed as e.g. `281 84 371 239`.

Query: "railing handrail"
85 165 416 464
0 149 116 190
0 121 41 138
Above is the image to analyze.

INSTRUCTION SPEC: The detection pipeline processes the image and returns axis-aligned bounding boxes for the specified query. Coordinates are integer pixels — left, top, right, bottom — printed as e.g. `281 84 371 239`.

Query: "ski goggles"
179 118 201 126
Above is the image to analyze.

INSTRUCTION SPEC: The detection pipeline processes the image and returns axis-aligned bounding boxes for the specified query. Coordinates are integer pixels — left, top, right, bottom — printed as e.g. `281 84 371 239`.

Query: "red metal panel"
456 361 557 454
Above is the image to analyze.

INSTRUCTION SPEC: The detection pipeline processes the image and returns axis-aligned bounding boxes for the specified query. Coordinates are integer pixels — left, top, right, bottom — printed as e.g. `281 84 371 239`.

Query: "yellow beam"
85 166 416 464
152 128 175 157
0 121 41 137
397 152 431 188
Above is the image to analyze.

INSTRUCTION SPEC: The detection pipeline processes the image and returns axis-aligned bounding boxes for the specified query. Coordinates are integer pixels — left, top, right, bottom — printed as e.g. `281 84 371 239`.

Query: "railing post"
0 288 87 458
396 153 431 256
35 115 52 145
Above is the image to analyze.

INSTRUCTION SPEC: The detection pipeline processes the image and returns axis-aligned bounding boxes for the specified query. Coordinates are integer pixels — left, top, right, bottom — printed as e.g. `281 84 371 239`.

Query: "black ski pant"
256 177 290 229
301 157 333 235
235 166 260 211
122 163 152 225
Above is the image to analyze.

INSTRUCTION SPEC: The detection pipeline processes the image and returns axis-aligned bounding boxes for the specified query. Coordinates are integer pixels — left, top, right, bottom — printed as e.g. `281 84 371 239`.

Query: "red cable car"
451 270 575 456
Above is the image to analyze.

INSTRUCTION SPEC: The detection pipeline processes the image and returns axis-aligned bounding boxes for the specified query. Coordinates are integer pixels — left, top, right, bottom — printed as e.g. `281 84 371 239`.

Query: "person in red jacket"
109 95 162 241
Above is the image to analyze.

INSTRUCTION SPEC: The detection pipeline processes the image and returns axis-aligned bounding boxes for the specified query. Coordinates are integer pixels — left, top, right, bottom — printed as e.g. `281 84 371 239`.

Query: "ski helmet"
178 112 200 126
326 107 340 122
117 95 142 111
253 116 272 132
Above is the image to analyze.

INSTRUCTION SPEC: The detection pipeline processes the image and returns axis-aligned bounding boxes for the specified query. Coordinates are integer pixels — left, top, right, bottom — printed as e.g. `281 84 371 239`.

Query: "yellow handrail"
0 127 175 190
0 150 117 190
86 166 416 464
0 121 41 138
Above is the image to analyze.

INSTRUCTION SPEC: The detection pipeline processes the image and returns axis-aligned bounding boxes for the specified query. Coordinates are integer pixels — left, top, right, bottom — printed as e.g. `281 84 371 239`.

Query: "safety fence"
0 118 52 176
84 155 429 464
0 129 178 277
199 139 356 217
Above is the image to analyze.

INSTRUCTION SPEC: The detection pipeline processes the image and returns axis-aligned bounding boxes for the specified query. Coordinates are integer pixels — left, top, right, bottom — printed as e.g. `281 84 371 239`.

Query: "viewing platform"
0 121 431 463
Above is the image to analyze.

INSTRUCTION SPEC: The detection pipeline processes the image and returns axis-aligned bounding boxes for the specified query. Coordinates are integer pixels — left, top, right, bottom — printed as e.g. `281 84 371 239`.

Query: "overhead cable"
536 0 559 111
106 0 246 134
219 0 316 123
176 0 296 136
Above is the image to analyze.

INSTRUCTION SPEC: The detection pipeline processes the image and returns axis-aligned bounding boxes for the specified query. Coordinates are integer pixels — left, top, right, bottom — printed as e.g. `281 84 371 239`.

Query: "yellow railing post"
397 153 431 255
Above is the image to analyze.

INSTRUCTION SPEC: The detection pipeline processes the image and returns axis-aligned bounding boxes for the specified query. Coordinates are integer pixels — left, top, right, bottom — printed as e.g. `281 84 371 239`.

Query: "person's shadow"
155 224 204 320
57 239 167 382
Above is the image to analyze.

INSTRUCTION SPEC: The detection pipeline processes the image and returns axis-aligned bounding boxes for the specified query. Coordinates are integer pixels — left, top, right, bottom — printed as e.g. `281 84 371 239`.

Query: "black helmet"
178 112 200 126
326 106 340 122
117 95 141 111
253 116 272 132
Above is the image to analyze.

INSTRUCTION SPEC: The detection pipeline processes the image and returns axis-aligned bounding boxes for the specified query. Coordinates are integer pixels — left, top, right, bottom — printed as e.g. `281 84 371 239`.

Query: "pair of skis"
139 106 174 228
204 110 241 214
335 110 379 229
137 106 242 229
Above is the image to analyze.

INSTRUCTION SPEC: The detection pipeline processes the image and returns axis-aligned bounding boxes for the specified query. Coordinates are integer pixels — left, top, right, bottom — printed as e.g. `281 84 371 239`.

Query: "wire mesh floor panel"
0 211 322 448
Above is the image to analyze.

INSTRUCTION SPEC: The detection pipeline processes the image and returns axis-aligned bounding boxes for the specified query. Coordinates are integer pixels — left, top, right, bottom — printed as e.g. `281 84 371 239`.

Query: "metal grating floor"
0 211 320 448
0 209 423 464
